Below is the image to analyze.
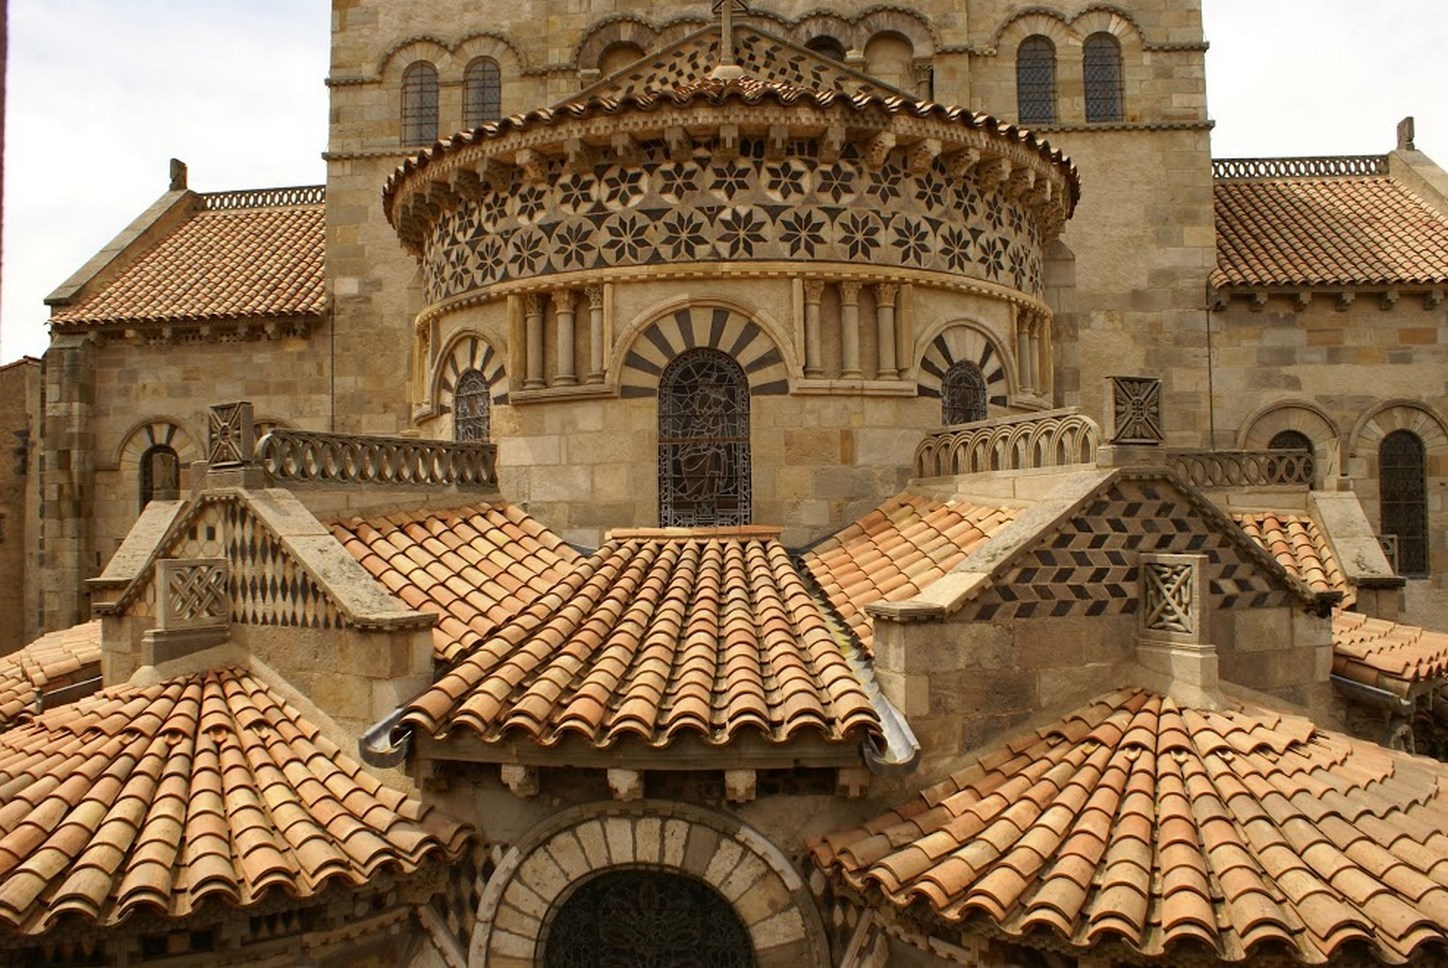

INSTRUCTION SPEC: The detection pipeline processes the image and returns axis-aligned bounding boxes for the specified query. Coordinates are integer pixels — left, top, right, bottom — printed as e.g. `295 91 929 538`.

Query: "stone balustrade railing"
1163 450 1315 488
255 430 497 488
914 409 1100 478
1211 156 1387 180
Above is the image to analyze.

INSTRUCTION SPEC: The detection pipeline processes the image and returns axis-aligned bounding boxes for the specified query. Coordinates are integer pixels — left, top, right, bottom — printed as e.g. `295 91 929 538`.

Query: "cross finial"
711 0 748 71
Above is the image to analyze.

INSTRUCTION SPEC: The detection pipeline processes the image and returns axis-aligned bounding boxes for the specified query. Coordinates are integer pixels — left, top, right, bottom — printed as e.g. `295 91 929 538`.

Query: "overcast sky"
1 1 1443 363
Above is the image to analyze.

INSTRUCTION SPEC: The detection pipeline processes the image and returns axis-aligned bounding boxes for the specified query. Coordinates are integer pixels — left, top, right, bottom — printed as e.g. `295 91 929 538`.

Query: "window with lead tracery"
941 360 989 425
463 57 502 128
1083 32 1124 122
454 369 490 442
401 61 439 145
1380 430 1429 576
1016 36 1056 126
658 349 751 528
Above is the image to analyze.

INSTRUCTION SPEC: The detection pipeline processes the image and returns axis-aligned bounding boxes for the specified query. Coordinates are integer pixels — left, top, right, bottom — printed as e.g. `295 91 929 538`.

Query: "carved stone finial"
1398 116 1415 151
169 158 188 191
208 401 256 467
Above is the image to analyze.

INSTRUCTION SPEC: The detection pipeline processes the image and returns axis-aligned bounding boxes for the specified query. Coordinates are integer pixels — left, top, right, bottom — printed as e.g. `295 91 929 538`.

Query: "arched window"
401 61 439 145
941 361 989 425
1016 36 1056 126
544 870 755 967
1083 32 1124 122
1269 430 1313 452
1380 430 1429 575
805 36 847 61
659 349 750 528
454 369 490 442
599 42 646 76
140 444 180 509
463 57 502 128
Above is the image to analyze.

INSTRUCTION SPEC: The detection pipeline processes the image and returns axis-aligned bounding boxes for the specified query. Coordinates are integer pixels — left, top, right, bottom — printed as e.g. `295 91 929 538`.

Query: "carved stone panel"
157 558 229 630
1107 376 1163 445
1139 553 1209 645
208 401 256 466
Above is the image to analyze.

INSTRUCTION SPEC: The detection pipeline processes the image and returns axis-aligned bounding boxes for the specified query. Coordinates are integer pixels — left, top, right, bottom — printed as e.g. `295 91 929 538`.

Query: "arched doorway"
544 869 755 967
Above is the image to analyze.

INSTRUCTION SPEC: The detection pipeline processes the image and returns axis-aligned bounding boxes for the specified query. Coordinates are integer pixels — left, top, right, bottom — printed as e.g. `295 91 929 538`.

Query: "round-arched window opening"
1268 430 1313 452
543 869 756 968
941 360 989 425
805 35 847 62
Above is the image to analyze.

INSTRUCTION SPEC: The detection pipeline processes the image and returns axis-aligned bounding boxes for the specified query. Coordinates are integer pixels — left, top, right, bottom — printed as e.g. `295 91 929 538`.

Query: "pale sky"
1 1 1444 363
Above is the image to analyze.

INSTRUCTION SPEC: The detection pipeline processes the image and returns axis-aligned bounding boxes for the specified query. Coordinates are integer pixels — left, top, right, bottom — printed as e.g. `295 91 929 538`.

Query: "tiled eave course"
0 668 469 936
1333 611 1448 698
0 623 103 731
383 81 1079 253
812 687 1448 965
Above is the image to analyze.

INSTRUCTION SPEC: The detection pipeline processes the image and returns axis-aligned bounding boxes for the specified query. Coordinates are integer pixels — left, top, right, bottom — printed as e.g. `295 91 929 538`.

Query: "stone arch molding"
432 330 510 416
1350 401 1448 459
110 418 198 473
614 300 792 398
916 321 1014 409
991 3 1147 52
471 800 831 967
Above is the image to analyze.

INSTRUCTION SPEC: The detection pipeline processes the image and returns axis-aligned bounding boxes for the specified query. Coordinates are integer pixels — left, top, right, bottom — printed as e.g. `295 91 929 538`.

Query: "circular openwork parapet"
472 800 831 968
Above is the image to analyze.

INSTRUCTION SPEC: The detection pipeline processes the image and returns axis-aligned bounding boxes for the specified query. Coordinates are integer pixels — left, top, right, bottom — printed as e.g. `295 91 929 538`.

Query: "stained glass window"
454 369 490 442
1016 36 1056 126
401 61 439 145
659 349 751 527
544 870 755 968
942 361 989 425
140 444 179 509
463 57 502 128
1269 430 1313 452
1083 32 1124 122
1380 430 1429 575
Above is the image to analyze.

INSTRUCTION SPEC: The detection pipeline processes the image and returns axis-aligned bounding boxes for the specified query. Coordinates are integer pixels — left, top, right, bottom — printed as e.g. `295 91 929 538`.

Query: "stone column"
553 289 577 387
524 294 545 389
875 282 898 380
1027 318 1042 392
585 285 606 383
802 279 824 378
840 281 862 378
1016 316 1034 394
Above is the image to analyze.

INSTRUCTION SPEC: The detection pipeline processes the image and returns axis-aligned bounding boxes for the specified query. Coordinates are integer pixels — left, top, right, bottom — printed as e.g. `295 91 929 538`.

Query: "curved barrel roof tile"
0 668 468 935
1333 611 1448 697
402 528 880 748
0 622 103 731
813 688 1448 964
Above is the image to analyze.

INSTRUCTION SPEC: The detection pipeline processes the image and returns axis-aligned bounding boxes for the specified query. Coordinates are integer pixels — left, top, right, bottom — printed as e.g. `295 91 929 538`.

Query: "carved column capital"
874 282 899 307
802 279 825 303
585 284 605 309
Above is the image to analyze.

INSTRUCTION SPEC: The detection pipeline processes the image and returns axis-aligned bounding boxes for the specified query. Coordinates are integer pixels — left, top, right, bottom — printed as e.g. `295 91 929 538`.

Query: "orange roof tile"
1232 512 1353 606
0 623 102 730
802 495 1017 648
403 529 880 749
330 503 580 663
51 192 325 326
1333 610 1448 696
813 688 1448 964
1213 176 1448 289
0 667 468 934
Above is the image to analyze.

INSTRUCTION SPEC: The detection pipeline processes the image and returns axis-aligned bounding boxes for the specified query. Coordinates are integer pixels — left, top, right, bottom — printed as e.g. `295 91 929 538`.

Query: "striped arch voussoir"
618 306 789 399
436 333 509 412
916 325 1010 407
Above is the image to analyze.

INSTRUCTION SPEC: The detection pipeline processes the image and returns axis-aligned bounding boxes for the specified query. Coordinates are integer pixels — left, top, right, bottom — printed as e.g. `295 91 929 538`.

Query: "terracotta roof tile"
1213 176 1448 289
51 194 325 326
1232 512 1353 605
813 688 1448 963
1333 611 1448 695
402 529 880 748
0 623 102 731
330 503 580 663
0 667 468 934
802 495 1017 648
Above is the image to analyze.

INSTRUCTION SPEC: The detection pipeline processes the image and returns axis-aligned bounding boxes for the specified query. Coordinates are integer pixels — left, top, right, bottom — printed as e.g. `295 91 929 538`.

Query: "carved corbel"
1379 289 1399 310
500 764 539 797
714 123 741 162
425 179 459 209
1426 289 1444 309
1005 166 1035 200
1293 290 1313 311
513 148 547 183
610 133 641 166
820 121 846 163
565 137 597 173
665 125 693 162
1336 291 1355 311
905 137 940 174
1249 291 1269 312
476 157 516 190
942 146 980 179
863 131 896 169
449 167 484 200
765 124 790 161
975 155 1011 195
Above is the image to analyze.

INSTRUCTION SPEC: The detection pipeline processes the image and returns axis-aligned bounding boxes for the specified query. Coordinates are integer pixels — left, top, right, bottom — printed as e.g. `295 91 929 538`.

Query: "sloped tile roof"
330 503 581 663
0 667 468 934
1333 611 1448 696
801 495 1017 648
813 688 1448 964
1213 176 1448 289
0 622 102 730
402 528 880 749
1232 512 1352 606
50 193 325 326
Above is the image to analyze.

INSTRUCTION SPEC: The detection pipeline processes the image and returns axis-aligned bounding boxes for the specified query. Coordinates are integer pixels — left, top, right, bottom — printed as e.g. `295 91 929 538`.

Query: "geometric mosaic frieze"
1139 553 1209 644
1107 375 1163 445
423 141 1045 304
207 400 256 466
157 558 229 630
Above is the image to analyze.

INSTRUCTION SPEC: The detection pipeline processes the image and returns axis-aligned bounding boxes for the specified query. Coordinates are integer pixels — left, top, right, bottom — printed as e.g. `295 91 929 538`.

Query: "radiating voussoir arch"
432 331 509 416
616 303 791 398
916 322 1012 413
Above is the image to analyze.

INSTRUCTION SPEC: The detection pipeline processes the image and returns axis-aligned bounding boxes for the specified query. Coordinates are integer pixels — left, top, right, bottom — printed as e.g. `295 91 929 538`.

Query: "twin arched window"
401 61 439 145
941 361 989 425
1380 430 1429 576
658 349 751 528
1015 31 1123 125
464 57 502 128
454 369 491 442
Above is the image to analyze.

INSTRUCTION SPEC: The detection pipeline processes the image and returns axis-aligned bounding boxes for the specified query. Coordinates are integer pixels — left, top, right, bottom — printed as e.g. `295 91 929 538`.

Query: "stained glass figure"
659 349 750 527
941 360 989 425
1380 430 1429 575
454 369 490 442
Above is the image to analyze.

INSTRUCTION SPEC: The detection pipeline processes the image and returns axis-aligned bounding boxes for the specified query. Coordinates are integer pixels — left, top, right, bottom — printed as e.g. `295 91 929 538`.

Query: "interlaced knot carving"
1143 561 1194 635
159 559 228 629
